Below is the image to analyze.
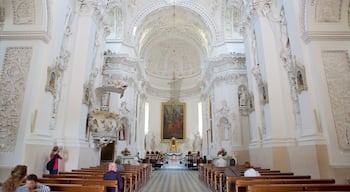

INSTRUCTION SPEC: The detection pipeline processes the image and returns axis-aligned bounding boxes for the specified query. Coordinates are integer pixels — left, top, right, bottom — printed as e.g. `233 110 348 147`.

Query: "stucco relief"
322 50 350 150
315 0 342 22
238 85 249 116
0 47 32 152
12 0 35 24
214 72 240 84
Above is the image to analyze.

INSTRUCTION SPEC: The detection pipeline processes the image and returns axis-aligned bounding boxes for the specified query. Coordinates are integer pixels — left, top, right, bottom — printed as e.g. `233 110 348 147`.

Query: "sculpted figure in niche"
217 100 229 115
88 115 98 132
49 71 56 90
118 124 125 140
101 92 110 111
104 119 114 132
219 117 231 140
193 131 202 151
118 117 128 141
120 101 130 115
150 134 156 150
238 85 248 107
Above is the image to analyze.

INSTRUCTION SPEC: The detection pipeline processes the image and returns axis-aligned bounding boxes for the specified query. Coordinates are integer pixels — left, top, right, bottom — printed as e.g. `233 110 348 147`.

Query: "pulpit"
169 137 178 152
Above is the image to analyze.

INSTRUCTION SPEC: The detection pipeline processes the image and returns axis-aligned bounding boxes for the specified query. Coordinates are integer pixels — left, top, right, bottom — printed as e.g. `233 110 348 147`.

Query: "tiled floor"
139 169 211 192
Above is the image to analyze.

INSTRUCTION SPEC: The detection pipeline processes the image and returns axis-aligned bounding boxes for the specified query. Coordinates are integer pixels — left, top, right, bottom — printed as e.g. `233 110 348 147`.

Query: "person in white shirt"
244 168 261 176
214 155 227 167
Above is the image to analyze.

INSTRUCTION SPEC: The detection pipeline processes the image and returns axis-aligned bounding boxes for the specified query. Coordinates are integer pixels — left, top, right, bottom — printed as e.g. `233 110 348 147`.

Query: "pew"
236 179 336 192
38 178 118 190
80 164 144 190
247 184 350 191
46 183 105 192
225 175 312 192
42 173 131 192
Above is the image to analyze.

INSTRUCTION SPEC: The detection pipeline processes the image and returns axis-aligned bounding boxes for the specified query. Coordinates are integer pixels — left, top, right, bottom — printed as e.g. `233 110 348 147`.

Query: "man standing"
103 163 124 192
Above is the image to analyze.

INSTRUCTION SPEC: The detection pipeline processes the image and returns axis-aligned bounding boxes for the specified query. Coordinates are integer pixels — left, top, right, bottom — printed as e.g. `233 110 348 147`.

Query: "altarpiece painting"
161 101 186 142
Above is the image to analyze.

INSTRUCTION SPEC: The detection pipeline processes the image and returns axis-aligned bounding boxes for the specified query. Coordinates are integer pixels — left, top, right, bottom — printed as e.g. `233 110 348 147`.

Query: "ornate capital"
239 0 272 33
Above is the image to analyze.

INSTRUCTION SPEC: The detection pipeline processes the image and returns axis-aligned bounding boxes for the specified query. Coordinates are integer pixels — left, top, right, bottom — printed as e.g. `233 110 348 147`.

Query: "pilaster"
56 1 100 145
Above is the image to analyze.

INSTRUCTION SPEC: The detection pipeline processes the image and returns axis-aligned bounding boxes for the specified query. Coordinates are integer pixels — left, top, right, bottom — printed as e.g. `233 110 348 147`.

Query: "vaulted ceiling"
133 5 212 97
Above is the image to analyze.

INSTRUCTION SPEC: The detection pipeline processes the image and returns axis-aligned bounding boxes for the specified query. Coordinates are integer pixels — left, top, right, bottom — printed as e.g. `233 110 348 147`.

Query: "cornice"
208 53 246 70
302 31 350 43
104 54 139 72
145 82 201 99
0 31 50 42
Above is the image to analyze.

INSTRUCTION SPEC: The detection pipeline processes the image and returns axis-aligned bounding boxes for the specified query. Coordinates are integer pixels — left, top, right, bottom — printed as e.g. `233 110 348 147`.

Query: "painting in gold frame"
161 101 186 142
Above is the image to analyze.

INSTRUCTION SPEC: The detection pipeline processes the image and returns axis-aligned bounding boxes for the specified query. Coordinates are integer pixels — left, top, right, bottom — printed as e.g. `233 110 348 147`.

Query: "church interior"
1 0 350 188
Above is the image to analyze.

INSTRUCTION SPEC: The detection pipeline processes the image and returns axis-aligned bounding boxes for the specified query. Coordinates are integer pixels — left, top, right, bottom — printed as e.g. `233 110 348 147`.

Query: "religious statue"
169 137 178 152
193 132 202 151
238 86 248 107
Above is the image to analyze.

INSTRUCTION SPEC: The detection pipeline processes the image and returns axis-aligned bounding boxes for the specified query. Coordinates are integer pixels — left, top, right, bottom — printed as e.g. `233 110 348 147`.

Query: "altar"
163 152 184 169
165 152 182 156
120 156 135 164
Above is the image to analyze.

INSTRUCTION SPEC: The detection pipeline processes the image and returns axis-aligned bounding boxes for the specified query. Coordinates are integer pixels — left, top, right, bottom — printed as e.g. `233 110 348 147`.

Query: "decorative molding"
48 49 70 130
315 0 342 23
302 31 350 43
214 72 241 84
88 110 120 147
146 82 201 99
0 31 50 42
103 53 138 73
0 47 32 152
262 137 297 147
301 0 350 43
239 0 272 34
300 0 307 36
322 50 350 150
209 53 246 68
126 1 219 45
1 0 51 42
12 0 35 25
251 63 263 85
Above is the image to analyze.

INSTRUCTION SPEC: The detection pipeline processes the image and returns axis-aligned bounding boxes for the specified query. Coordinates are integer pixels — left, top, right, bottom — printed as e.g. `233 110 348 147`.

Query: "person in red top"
49 146 62 174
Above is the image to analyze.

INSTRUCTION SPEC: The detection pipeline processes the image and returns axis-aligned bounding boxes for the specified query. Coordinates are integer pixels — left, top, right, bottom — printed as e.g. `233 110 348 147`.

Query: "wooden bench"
225 175 312 192
46 183 104 192
247 184 350 191
38 178 118 189
236 179 335 192
78 166 140 191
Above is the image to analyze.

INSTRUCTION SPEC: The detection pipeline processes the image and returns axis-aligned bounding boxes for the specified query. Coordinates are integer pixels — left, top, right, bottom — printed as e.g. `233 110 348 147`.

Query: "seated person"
244 168 261 176
114 159 125 171
103 163 124 192
0 165 29 192
24 174 50 192
130 157 140 165
214 155 227 167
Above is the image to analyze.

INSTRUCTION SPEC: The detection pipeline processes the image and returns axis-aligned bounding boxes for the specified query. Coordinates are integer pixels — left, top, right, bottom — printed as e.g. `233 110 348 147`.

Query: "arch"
126 1 218 46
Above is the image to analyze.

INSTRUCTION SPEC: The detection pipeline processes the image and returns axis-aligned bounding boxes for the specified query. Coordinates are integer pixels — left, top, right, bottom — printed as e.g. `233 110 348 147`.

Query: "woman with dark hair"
49 146 62 174
0 165 28 192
